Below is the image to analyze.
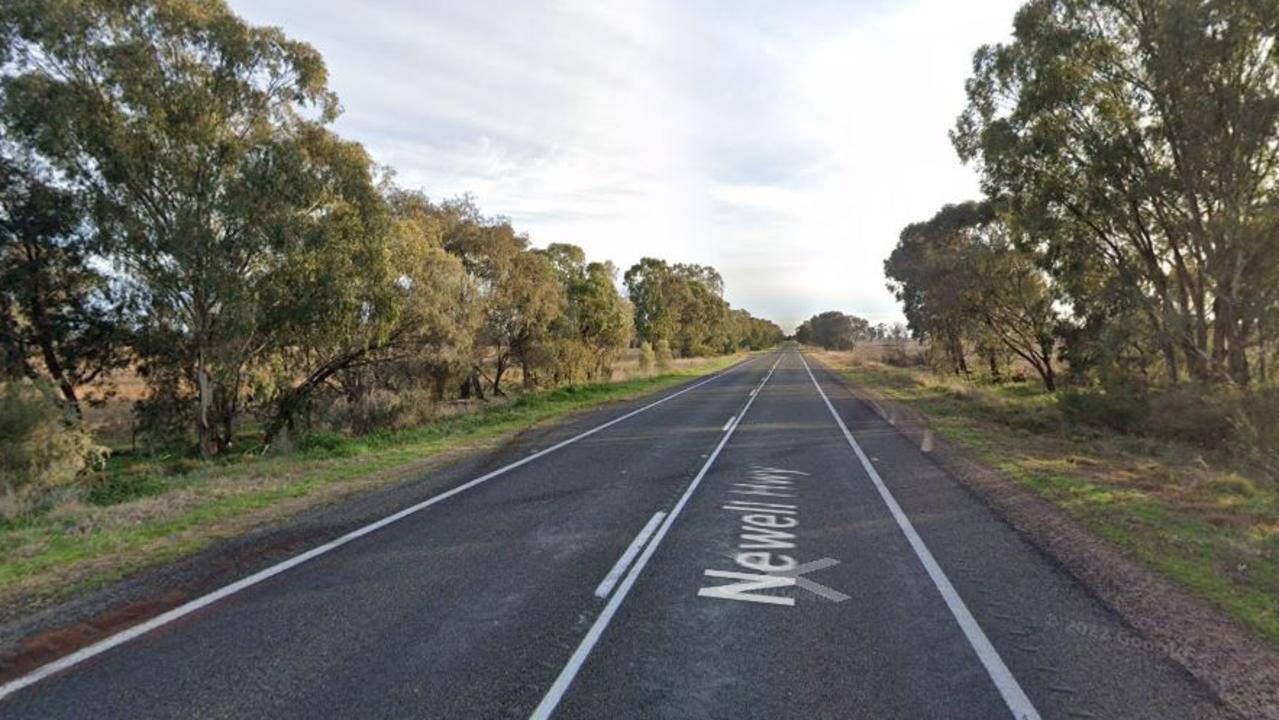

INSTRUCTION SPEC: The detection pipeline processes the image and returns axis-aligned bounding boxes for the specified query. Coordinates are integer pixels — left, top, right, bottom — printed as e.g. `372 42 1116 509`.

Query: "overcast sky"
230 0 1023 330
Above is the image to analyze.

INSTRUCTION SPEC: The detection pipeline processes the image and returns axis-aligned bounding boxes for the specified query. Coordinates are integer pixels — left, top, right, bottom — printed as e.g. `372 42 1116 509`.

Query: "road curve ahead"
1 349 1229 719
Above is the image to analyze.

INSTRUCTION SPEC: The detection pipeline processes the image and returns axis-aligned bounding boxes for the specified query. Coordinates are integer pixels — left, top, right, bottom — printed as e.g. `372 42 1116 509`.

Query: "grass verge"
812 349 1279 648
0 355 746 617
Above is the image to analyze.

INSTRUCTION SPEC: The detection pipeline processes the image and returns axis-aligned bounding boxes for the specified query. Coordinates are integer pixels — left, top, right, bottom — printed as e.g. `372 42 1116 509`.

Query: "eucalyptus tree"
0 155 129 413
794 311 867 352
626 259 730 357
258 185 473 443
886 203 995 373
486 249 565 392
955 0 1279 386
624 257 681 349
1 0 379 455
433 196 528 397
886 201 1060 389
540 244 632 382
730 309 783 351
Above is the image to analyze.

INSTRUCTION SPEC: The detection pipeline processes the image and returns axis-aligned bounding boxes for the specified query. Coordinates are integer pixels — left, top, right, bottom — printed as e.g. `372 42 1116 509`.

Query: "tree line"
0 0 781 463
886 0 1279 395
793 311 908 351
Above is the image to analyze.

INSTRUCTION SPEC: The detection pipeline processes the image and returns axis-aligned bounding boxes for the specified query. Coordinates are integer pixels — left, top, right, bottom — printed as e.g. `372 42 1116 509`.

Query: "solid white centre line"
721 416 736 432
798 353 1042 720
0 354 772 704
594 511 666 599
528 353 784 720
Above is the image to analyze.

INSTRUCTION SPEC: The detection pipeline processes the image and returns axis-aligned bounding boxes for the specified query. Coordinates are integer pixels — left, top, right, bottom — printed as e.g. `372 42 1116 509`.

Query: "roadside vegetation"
0 0 783 599
877 1 1279 460
812 344 1279 648
796 1 1279 648
0 353 746 614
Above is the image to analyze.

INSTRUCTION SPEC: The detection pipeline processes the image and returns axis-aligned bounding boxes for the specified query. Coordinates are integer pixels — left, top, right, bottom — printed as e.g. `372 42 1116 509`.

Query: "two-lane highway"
1 349 1229 718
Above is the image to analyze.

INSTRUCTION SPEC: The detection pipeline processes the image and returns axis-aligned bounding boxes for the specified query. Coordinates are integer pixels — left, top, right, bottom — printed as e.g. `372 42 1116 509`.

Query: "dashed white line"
798 353 1042 720
722 416 736 432
528 353 785 720
0 354 772 704
594 511 666 599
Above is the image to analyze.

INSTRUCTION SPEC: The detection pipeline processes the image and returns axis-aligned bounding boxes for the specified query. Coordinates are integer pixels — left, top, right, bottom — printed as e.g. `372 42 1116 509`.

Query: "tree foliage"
623 258 773 357
885 201 1060 390
0 154 129 412
0 0 782 467
954 0 1279 387
794 311 871 351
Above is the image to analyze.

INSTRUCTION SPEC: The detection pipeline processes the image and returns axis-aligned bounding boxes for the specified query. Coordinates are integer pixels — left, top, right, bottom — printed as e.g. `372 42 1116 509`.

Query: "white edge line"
798 353 1042 720
593 511 666 599
0 354 770 704
721 416 736 432
528 353 785 720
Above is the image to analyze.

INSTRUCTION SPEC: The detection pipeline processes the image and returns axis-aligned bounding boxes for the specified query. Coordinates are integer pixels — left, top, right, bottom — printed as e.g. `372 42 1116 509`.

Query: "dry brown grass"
78 351 717 449
79 368 149 449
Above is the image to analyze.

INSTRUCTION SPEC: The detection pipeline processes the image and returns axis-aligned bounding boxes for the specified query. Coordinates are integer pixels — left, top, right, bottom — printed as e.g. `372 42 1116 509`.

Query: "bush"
638 342 655 373
881 343 926 368
132 383 193 454
1235 387 1279 475
0 380 106 518
654 339 673 371
1143 385 1237 448
1058 387 1149 434
84 471 167 506
1059 383 1276 473
322 388 405 435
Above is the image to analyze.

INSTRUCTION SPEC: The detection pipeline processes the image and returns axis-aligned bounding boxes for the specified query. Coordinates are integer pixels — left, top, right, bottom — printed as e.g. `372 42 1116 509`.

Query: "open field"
0 353 746 617
812 345 1279 648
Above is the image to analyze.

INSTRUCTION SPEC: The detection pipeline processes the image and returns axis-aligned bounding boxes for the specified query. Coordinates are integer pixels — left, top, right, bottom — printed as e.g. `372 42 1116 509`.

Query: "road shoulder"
805 351 1279 720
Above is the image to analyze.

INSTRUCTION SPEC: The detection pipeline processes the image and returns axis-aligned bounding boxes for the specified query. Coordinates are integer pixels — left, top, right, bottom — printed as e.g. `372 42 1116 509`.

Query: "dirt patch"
5 590 188 681
809 354 1279 720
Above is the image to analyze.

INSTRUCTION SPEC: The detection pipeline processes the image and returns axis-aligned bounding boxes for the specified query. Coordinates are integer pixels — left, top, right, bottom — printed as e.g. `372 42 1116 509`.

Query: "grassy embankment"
812 347 1279 648
0 353 747 614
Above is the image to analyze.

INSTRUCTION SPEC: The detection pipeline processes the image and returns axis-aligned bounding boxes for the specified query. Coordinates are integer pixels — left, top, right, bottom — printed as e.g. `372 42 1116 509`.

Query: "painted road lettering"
699 466 809 606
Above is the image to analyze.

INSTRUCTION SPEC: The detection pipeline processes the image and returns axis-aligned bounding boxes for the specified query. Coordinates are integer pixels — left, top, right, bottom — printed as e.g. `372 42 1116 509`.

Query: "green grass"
819 353 1279 648
0 355 746 610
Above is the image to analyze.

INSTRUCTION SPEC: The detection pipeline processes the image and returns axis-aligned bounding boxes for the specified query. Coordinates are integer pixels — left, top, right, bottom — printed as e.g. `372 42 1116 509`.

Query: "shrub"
0 380 107 518
132 383 193 454
881 343 926 368
1142 385 1237 448
84 471 167 506
638 342 655 373
1058 387 1149 434
322 388 405 435
1234 387 1279 476
654 339 673 371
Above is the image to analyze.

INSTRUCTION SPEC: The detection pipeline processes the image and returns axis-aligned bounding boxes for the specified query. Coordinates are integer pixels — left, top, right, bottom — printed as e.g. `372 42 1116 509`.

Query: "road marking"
721 416 736 431
528 353 784 720
0 355 772 704
594 511 666 599
799 353 1042 720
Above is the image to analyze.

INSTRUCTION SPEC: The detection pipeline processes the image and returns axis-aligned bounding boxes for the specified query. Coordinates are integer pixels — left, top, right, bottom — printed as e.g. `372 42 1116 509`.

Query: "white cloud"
231 0 1023 329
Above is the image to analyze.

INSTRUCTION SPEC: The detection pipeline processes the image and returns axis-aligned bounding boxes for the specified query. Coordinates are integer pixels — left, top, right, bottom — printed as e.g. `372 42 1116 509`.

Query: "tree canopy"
953 0 1279 387
0 0 783 459
794 311 870 351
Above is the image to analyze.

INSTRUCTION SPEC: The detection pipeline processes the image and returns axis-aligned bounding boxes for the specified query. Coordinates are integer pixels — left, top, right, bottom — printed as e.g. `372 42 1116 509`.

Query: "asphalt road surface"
0 349 1230 719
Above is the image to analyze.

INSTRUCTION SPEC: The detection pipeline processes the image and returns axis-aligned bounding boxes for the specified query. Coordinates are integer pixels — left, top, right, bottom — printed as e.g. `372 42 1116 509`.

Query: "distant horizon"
230 0 1022 326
